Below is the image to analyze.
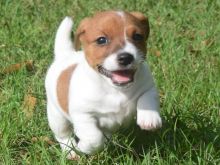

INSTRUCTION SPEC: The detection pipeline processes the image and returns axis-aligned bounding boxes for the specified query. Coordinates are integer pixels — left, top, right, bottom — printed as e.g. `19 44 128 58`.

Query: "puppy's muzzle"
117 52 134 66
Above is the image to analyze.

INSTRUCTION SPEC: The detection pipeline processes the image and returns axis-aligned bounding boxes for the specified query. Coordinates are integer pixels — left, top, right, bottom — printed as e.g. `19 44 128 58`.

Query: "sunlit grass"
0 0 219 164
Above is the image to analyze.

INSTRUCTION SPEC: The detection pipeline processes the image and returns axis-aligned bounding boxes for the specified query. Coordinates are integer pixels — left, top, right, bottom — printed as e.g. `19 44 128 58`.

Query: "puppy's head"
75 11 150 87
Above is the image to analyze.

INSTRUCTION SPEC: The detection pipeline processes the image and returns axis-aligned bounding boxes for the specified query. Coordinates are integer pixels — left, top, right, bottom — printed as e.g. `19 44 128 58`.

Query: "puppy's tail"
54 17 75 60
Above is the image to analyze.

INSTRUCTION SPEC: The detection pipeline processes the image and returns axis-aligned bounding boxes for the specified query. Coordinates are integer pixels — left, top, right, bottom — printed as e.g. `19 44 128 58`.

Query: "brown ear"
130 12 150 38
74 18 90 50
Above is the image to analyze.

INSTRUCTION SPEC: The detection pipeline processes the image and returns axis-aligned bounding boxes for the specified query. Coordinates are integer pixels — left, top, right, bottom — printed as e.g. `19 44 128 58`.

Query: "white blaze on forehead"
115 11 127 42
116 11 125 18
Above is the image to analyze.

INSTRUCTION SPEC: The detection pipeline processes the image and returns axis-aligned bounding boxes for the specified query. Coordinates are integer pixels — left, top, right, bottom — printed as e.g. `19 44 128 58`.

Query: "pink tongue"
111 71 133 83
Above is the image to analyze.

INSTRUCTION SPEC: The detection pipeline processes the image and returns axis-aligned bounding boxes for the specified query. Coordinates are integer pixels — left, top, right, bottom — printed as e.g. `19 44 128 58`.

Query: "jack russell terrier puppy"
45 10 162 159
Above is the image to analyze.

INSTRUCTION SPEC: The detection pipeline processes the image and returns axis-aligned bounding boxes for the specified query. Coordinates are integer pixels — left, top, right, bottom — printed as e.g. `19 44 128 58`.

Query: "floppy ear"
74 18 90 50
130 12 150 38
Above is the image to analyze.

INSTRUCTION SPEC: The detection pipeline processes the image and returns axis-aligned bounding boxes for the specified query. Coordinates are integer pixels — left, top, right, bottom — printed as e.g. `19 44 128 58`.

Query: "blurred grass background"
0 0 220 164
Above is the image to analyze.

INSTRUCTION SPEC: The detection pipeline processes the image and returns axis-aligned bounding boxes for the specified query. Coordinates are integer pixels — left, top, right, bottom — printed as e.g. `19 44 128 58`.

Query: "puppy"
45 11 162 159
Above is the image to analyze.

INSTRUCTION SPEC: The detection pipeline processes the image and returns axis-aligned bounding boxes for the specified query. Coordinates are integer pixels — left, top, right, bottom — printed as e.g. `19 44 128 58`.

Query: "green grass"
0 0 220 164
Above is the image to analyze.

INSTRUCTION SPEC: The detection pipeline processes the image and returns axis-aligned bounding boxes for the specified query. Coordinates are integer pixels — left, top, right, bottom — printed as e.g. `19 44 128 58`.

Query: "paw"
137 110 162 130
66 151 80 160
77 136 105 155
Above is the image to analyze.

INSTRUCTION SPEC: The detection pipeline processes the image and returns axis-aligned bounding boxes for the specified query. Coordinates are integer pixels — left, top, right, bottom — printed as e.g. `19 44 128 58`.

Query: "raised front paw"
137 110 162 130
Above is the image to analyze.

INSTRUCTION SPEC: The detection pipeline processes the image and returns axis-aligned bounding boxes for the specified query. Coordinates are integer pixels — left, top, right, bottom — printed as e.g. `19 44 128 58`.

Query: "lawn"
0 0 220 164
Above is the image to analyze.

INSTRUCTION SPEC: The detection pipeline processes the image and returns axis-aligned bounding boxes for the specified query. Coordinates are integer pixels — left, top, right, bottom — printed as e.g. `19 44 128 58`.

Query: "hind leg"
47 101 79 160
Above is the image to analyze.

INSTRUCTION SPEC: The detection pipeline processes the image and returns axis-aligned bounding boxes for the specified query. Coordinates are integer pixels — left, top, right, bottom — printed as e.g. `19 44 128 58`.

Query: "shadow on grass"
106 111 220 163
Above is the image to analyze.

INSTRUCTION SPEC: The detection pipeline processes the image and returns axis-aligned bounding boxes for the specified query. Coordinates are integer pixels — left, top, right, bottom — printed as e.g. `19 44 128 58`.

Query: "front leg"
137 86 162 130
73 114 105 155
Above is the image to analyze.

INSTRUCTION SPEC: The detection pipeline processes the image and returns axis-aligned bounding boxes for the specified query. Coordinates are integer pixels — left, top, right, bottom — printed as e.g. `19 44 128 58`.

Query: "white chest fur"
92 91 137 132
69 68 138 132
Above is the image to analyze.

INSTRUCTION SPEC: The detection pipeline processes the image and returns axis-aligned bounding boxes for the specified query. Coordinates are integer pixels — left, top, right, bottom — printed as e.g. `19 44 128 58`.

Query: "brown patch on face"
57 64 77 113
75 11 150 70
125 12 150 57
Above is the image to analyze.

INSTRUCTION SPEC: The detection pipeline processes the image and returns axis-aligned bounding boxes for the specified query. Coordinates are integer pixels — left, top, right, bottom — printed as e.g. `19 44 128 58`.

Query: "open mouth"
97 65 135 86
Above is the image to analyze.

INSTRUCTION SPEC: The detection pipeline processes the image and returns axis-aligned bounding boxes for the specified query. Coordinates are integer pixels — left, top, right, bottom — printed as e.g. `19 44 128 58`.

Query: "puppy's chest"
95 94 137 132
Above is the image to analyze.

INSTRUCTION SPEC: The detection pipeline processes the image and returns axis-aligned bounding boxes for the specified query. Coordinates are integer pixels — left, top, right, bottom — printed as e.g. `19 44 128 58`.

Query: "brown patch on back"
57 64 77 113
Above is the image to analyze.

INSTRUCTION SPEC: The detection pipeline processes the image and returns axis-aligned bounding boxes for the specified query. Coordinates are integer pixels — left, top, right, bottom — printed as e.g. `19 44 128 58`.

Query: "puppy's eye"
132 33 144 41
96 37 108 45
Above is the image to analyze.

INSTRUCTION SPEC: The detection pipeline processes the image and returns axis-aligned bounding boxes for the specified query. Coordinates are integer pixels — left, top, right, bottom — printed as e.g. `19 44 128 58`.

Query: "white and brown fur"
45 11 162 159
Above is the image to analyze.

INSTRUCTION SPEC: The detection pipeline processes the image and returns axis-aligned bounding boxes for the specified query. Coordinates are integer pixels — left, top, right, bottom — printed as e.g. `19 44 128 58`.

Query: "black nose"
117 53 134 66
